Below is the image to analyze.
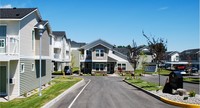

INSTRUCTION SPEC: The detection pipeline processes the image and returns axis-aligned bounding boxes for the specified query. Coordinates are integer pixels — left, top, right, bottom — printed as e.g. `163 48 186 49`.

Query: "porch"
0 60 20 101
80 62 116 74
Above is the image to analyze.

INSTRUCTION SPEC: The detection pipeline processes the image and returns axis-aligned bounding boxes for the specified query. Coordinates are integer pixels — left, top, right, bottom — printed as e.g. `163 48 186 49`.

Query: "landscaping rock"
176 88 187 96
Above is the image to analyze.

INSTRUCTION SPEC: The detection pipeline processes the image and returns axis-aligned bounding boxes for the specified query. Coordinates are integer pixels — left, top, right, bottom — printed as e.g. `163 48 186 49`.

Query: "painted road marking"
68 79 91 108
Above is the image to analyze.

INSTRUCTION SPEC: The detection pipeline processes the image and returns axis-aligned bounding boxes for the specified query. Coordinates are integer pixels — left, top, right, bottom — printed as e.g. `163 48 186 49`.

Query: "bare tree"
142 31 167 86
142 31 167 64
128 39 139 70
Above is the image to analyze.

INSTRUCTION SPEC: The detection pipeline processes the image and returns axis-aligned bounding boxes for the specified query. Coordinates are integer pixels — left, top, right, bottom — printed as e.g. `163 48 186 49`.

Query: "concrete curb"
42 79 85 108
123 80 200 108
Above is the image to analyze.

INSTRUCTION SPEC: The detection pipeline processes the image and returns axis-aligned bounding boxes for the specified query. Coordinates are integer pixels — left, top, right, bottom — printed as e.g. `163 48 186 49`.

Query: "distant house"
79 39 134 74
67 39 86 70
133 45 153 70
0 8 52 100
164 51 179 62
179 48 200 70
52 31 70 71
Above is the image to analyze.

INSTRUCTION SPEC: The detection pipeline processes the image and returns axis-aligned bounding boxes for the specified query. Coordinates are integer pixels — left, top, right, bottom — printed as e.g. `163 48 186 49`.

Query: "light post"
37 24 44 96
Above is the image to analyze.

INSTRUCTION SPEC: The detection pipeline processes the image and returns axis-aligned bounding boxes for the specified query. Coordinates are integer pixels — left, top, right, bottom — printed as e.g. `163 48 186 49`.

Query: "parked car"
64 66 71 75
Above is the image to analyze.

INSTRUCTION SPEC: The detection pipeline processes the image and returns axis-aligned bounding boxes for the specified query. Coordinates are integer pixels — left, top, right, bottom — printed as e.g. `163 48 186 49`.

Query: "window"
20 63 25 73
0 26 6 37
118 63 126 70
175 56 179 61
96 49 104 57
96 64 99 71
100 49 104 56
100 64 104 70
50 36 52 45
32 63 35 71
122 64 126 70
96 49 99 57
95 63 104 71
32 30 35 50
0 39 5 48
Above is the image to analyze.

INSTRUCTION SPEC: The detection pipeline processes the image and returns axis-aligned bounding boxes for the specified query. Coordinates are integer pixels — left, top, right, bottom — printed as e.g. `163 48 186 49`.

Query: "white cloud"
158 6 169 11
0 4 12 8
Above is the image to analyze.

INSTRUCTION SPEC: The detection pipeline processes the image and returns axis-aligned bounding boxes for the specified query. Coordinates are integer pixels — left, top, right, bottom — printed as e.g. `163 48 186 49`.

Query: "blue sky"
0 0 199 52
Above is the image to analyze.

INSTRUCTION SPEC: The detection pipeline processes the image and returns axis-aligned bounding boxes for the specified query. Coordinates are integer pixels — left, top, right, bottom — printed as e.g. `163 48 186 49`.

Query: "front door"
0 66 7 96
107 63 115 74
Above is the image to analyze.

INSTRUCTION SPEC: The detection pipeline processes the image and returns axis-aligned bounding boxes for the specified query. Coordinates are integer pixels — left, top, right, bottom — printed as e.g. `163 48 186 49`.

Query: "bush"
189 90 196 97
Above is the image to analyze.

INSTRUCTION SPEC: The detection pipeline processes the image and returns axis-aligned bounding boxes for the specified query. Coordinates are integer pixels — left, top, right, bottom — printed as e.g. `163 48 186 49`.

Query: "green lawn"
183 77 200 84
0 76 82 108
125 77 162 91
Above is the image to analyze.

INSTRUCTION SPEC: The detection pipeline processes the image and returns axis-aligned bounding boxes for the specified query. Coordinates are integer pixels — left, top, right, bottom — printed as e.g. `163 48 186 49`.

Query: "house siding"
20 59 51 95
92 45 108 60
72 50 80 68
20 12 38 57
35 30 50 56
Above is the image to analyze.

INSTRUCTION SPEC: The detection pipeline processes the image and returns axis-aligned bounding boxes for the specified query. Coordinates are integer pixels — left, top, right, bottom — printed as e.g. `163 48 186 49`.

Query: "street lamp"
37 24 44 96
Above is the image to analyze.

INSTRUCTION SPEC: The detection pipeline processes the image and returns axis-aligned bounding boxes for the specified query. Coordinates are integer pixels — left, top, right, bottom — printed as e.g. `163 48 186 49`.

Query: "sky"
0 0 199 52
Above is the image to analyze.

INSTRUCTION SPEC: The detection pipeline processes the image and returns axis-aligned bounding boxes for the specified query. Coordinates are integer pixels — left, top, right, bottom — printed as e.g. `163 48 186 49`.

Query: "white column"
7 61 10 101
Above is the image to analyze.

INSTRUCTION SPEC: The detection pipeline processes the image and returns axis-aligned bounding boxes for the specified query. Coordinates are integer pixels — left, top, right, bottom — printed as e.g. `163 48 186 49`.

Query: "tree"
142 31 167 86
128 39 139 70
142 31 167 64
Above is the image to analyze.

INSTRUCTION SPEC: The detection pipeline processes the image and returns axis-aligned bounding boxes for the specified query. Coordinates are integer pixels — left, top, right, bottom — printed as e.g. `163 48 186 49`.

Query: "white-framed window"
32 30 35 51
117 63 126 70
20 63 25 73
95 63 104 71
31 63 35 71
96 49 104 57
0 39 5 48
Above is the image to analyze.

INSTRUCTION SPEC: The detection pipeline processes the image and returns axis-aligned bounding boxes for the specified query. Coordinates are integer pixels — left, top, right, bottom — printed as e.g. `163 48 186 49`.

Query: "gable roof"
0 8 37 19
165 51 179 56
80 39 128 60
67 39 86 48
80 39 113 50
114 48 130 56
52 31 67 40
180 48 200 55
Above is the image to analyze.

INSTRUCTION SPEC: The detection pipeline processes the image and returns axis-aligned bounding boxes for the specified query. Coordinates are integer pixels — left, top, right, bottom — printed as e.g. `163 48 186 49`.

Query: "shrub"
189 90 196 97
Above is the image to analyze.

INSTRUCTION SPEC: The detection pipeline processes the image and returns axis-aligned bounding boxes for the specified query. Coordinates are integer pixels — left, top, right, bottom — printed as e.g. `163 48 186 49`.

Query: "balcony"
54 53 61 59
54 41 62 49
0 36 19 61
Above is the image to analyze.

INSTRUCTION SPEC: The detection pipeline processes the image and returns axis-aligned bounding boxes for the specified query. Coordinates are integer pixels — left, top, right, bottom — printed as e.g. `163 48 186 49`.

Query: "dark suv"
64 66 71 75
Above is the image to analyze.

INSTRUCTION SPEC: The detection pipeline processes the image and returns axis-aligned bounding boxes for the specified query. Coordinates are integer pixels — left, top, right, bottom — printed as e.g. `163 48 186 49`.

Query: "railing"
54 41 62 48
0 36 19 55
54 53 61 59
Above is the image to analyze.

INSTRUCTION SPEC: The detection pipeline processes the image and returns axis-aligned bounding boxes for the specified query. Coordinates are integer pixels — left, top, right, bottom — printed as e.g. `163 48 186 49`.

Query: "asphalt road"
141 75 200 93
70 76 177 108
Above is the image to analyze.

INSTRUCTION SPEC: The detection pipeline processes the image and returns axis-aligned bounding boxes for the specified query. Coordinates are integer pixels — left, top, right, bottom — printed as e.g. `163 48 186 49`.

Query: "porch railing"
0 36 19 55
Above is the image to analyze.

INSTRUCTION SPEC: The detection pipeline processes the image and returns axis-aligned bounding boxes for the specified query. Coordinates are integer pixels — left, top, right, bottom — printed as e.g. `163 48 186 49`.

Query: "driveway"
141 74 199 93
69 76 177 108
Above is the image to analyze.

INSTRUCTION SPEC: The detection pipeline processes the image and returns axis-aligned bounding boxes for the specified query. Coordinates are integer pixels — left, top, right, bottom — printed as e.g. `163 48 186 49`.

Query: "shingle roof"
52 31 66 37
180 48 200 55
114 48 130 56
67 39 86 48
0 8 37 19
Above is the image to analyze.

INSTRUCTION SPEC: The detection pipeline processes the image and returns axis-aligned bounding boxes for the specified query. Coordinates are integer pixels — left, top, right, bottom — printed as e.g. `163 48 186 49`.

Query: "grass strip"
0 76 81 108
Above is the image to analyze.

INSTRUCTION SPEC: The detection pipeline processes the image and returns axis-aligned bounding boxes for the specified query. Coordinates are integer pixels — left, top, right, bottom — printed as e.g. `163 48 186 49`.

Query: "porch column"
7 61 10 101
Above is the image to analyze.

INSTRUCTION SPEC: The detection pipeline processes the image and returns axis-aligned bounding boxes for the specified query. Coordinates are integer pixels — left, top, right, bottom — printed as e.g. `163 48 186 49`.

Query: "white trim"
20 9 37 20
